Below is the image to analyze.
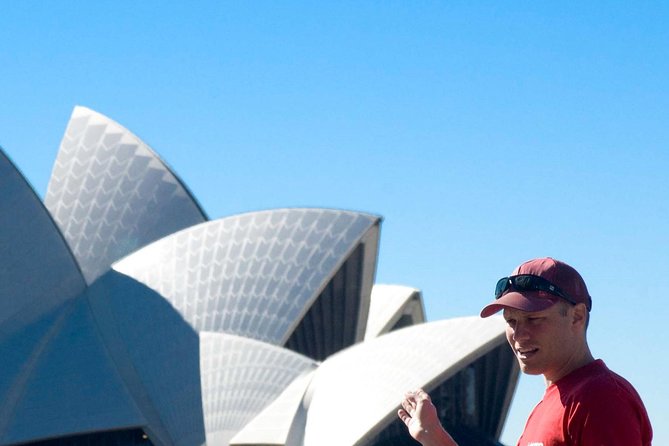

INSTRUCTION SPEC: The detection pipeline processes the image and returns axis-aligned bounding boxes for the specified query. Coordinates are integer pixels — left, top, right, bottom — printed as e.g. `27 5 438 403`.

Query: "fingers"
398 388 430 420
397 408 410 426
401 394 416 413
398 391 416 426
403 388 430 406
414 388 430 401
399 389 452 445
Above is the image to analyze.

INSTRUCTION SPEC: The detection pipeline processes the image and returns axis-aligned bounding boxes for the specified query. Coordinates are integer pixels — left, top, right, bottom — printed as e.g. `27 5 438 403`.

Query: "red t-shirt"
517 359 652 446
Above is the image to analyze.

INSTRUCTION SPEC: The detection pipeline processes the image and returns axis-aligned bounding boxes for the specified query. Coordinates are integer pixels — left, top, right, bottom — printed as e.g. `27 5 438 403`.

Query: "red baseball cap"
480 257 592 318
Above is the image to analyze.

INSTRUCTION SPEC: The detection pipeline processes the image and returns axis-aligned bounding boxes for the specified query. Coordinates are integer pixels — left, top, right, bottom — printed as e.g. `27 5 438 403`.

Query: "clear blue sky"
1 2 667 444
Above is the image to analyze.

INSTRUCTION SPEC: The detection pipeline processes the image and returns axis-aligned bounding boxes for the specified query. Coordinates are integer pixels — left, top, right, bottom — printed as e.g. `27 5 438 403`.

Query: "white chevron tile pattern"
114 209 379 344
229 369 316 445
200 332 316 446
0 107 516 446
45 106 206 284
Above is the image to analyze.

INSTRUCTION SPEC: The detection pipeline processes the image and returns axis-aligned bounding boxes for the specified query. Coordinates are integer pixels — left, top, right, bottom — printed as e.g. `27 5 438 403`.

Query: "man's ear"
571 303 588 330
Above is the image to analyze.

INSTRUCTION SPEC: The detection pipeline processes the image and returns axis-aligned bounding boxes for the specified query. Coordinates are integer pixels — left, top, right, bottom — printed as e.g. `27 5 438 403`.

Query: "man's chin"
518 361 544 376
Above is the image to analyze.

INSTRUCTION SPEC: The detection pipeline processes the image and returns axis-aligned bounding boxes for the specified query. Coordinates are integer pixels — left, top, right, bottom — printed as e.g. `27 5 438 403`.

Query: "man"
398 257 653 446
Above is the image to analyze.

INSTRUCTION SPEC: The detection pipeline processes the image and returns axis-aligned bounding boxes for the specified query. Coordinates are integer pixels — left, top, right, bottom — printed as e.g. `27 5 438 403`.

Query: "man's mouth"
516 347 539 360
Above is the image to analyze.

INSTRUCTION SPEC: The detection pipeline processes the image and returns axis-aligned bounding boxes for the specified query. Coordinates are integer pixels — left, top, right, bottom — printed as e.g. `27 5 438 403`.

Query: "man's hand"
397 389 458 446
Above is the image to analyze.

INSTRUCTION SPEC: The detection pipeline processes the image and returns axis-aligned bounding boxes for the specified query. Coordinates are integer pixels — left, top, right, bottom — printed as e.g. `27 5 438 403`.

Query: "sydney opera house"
0 107 519 446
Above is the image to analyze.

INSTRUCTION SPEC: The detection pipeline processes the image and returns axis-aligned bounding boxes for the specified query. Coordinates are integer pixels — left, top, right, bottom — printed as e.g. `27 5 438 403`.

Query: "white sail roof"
302 316 508 446
200 333 317 446
0 107 519 446
113 209 380 347
0 149 85 328
365 284 425 340
229 370 316 446
0 296 144 446
45 106 207 284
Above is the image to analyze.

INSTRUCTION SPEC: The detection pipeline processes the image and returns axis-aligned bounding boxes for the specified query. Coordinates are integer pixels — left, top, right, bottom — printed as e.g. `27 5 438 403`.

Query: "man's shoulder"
561 360 643 405
558 360 653 445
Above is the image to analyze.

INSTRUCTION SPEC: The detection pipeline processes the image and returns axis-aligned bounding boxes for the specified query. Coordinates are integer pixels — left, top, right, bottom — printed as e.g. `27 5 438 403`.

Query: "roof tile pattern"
113 209 379 344
0 107 517 446
44 106 206 284
87 271 206 446
200 333 316 446
229 317 512 446
229 370 315 446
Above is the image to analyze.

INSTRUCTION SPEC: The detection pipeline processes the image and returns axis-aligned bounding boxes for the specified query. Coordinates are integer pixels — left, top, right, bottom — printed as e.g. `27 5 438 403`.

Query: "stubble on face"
503 303 575 381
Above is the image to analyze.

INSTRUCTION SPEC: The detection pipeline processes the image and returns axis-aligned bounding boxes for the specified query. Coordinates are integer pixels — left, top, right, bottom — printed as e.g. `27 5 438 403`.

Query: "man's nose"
512 322 530 342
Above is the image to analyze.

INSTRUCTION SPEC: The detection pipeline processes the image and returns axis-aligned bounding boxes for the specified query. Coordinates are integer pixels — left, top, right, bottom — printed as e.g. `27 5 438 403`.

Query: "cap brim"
480 291 559 318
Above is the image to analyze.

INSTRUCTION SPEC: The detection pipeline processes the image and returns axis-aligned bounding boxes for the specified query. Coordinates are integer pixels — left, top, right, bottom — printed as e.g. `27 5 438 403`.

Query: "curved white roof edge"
113 209 380 346
229 368 316 446
44 105 207 285
200 332 317 446
364 284 425 340
0 149 85 330
302 316 508 446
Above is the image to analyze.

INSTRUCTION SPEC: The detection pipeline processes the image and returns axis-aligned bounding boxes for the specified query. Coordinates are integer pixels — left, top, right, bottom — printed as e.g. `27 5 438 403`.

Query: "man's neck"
544 349 595 387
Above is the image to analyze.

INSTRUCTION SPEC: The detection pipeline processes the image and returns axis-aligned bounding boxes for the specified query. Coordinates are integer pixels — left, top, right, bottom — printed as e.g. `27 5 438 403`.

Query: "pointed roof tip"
71 106 125 127
70 105 93 116
372 283 421 294
66 106 110 130
365 284 425 340
47 105 209 284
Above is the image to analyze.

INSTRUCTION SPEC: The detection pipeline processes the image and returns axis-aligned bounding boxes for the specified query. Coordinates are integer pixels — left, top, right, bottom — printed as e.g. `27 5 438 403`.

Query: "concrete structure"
0 107 519 446
44 106 207 285
364 284 426 340
232 316 516 446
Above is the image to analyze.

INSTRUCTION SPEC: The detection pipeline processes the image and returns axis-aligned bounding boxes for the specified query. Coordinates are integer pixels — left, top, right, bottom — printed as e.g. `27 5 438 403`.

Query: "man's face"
503 302 579 383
